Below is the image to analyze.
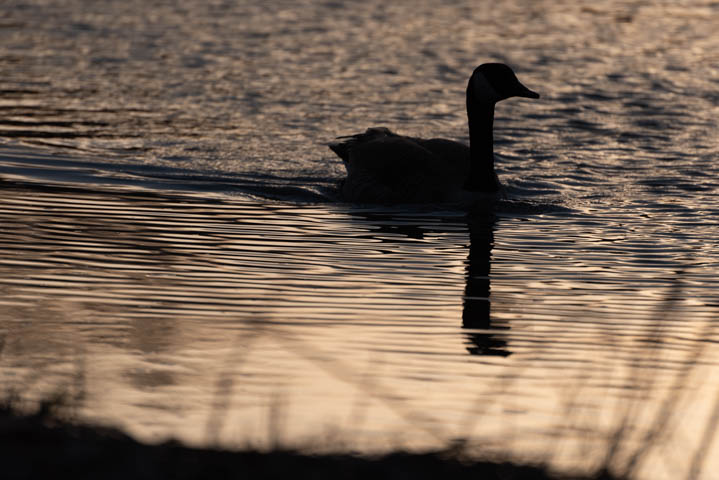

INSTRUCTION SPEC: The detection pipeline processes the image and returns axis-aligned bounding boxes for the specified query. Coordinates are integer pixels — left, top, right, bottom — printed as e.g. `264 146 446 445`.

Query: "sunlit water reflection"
2 0 719 478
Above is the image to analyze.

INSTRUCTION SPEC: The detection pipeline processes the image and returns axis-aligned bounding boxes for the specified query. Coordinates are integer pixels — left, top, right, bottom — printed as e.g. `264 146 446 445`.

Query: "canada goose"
329 63 539 204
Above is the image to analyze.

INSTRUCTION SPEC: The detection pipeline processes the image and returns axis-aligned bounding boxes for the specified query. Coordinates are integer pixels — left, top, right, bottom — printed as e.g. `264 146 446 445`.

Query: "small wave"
0 144 572 214
0 144 340 203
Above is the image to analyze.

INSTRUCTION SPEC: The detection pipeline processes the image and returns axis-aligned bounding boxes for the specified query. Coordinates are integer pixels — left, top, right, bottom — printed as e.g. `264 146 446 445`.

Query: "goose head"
469 63 540 104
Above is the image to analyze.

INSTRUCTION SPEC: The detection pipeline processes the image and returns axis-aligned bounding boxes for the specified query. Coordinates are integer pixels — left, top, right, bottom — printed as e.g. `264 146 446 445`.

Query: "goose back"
330 128 471 203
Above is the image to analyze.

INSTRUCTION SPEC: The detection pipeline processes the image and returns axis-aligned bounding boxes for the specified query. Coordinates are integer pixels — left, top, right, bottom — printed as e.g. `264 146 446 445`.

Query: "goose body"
329 63 539 204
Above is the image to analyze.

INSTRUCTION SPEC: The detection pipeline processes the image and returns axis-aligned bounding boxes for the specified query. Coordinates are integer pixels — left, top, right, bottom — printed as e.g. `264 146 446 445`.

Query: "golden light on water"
1 172 718 477
2 0 719 478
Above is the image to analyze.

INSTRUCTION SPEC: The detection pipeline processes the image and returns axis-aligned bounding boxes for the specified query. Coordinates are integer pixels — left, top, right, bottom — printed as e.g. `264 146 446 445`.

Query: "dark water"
2 1 719 478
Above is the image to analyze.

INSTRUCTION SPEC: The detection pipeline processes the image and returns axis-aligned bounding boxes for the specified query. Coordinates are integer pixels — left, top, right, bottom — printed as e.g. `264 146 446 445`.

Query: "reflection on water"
2 0 719 478
1 178 719 478
463 215 510 357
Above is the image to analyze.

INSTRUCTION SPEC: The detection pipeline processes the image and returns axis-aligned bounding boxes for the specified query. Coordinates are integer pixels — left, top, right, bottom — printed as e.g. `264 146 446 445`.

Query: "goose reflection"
346 209 510 357
462 213 510 357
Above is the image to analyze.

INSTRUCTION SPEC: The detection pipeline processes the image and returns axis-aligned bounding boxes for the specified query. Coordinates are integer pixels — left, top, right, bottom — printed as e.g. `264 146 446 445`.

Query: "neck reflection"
462 214 510 357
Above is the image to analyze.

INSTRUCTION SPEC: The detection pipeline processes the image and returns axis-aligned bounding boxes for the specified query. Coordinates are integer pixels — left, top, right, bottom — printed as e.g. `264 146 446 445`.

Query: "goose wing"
329 128 470 203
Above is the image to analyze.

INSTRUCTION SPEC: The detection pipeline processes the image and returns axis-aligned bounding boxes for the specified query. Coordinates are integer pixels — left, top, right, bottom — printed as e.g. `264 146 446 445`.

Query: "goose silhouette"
329 63 539 204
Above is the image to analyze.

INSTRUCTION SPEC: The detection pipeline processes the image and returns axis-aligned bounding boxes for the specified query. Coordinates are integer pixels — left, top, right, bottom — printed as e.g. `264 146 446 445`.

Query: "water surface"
1 1 719 478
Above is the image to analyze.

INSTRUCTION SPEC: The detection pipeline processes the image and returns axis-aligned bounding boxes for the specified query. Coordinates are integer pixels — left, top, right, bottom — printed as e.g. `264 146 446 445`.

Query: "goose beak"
516 83 540 99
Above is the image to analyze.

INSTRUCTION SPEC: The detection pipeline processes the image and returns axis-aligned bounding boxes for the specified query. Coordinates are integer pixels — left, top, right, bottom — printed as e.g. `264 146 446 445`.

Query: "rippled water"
2 0 719 478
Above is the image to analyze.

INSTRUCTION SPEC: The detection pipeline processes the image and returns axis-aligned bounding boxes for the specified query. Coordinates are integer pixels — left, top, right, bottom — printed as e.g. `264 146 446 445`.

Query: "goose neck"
464 97 498 192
